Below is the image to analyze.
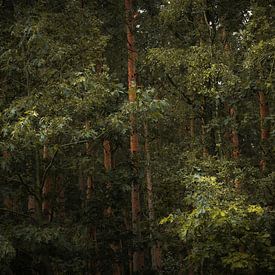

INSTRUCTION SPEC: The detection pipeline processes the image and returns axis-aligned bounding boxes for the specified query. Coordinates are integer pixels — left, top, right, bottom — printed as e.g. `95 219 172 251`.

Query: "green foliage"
161 165 275 273
0 235 16 267
0 0 274 274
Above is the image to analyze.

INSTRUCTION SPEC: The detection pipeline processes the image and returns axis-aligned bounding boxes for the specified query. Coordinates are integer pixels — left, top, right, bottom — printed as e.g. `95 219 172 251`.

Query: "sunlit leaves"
161 171 274 272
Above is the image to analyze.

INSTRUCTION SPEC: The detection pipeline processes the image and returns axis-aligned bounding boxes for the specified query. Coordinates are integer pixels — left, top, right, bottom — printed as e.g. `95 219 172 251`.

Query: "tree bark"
201 104 208 157
85 122 100 274
222 27 240 161
259 91 269 171
125 0 144 272
144 122 162 272
229 107 240 160
103 139 123 275
42 145 52 221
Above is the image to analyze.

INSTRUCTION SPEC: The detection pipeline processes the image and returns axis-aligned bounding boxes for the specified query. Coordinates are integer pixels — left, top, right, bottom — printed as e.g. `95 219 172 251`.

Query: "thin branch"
203 11 212 39
166 74 194 106
40 131 108 191
41 148 59 192
60 130 107 148
0 208 37 223
17 174 40 202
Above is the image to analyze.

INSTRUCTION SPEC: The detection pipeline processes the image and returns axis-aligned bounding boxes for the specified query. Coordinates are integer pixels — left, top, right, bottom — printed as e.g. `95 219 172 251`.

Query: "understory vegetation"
0 0 274 274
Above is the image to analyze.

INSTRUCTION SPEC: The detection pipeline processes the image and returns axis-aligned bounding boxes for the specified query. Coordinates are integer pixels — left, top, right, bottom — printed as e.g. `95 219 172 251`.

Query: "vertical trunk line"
190 114 195 141
229 107 240 160
86 121 94 201
222 27 240 161
3 151 16 211
222 26 241 189
57 176 65 221
85 121 100 275
125 0 144 272
42 145 52 221
259 91 269 171
144 122 162 272
103 139 123 275
201 104 208 157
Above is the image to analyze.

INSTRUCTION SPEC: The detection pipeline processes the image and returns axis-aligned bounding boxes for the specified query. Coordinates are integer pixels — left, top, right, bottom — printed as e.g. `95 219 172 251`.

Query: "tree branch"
41 149 58 192
0 208 37 223
17 174 40 203
166 74 194 106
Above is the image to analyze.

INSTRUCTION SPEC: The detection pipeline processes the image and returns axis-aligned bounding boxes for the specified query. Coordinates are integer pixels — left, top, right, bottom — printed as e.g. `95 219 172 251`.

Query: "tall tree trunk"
125 0 144 272
103 139 123 275
229 107 240 160
259 91 269 171
201 104 208 157
42 145 52 221
57 176 65 221
222 27 241 190
86 123 94 201
28 195 36 216
2 151 15 211
144 122 162 272
85 122 99 275
190 114 195 141
222 27 240 161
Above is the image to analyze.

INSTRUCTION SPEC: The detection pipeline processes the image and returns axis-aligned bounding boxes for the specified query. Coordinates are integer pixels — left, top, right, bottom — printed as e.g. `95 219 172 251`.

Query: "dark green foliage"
0 0 274 274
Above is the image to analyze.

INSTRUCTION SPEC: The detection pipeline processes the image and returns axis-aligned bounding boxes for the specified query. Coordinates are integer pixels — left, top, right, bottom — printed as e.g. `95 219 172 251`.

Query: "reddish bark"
28 196 36 216
222 27 241 161
57 176 65 220
125 0 144 272
229 107 240 160
259 91 269 171
103 140 112 171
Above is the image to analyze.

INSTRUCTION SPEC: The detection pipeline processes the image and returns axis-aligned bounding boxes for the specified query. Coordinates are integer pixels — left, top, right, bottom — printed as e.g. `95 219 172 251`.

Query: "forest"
0 0 274 274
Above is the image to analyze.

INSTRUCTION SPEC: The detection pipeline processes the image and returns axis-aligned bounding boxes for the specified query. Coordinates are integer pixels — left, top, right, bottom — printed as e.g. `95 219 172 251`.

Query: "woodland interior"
0 0 274 274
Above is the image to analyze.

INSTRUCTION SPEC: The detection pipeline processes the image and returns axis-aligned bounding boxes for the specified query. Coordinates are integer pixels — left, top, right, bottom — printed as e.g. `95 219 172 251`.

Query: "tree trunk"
86 122 94 201
201 104 208 157
57 176 65 221
259 91 269 171
28 195 36 216
144 122 162 272
190 114 195 141
42 145 52 221
85 122 100 275
222 27 240 161
2 151 16 211
103 139 123 275
229 107 240 160
125 0 144 272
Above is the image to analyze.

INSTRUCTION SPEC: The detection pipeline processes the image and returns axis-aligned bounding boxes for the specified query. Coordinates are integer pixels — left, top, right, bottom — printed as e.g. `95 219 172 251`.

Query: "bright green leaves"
148 45 240 99
160 213 174 225
184 46 240 98
108 88 168 135
244 38 275 91
161 170 274 272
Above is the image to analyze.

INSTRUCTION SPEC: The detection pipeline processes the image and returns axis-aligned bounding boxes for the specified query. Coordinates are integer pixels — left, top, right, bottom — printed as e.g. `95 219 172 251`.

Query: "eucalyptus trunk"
222 27 240 161
125 0 144 272
144 122 162 272
259 91 269 171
